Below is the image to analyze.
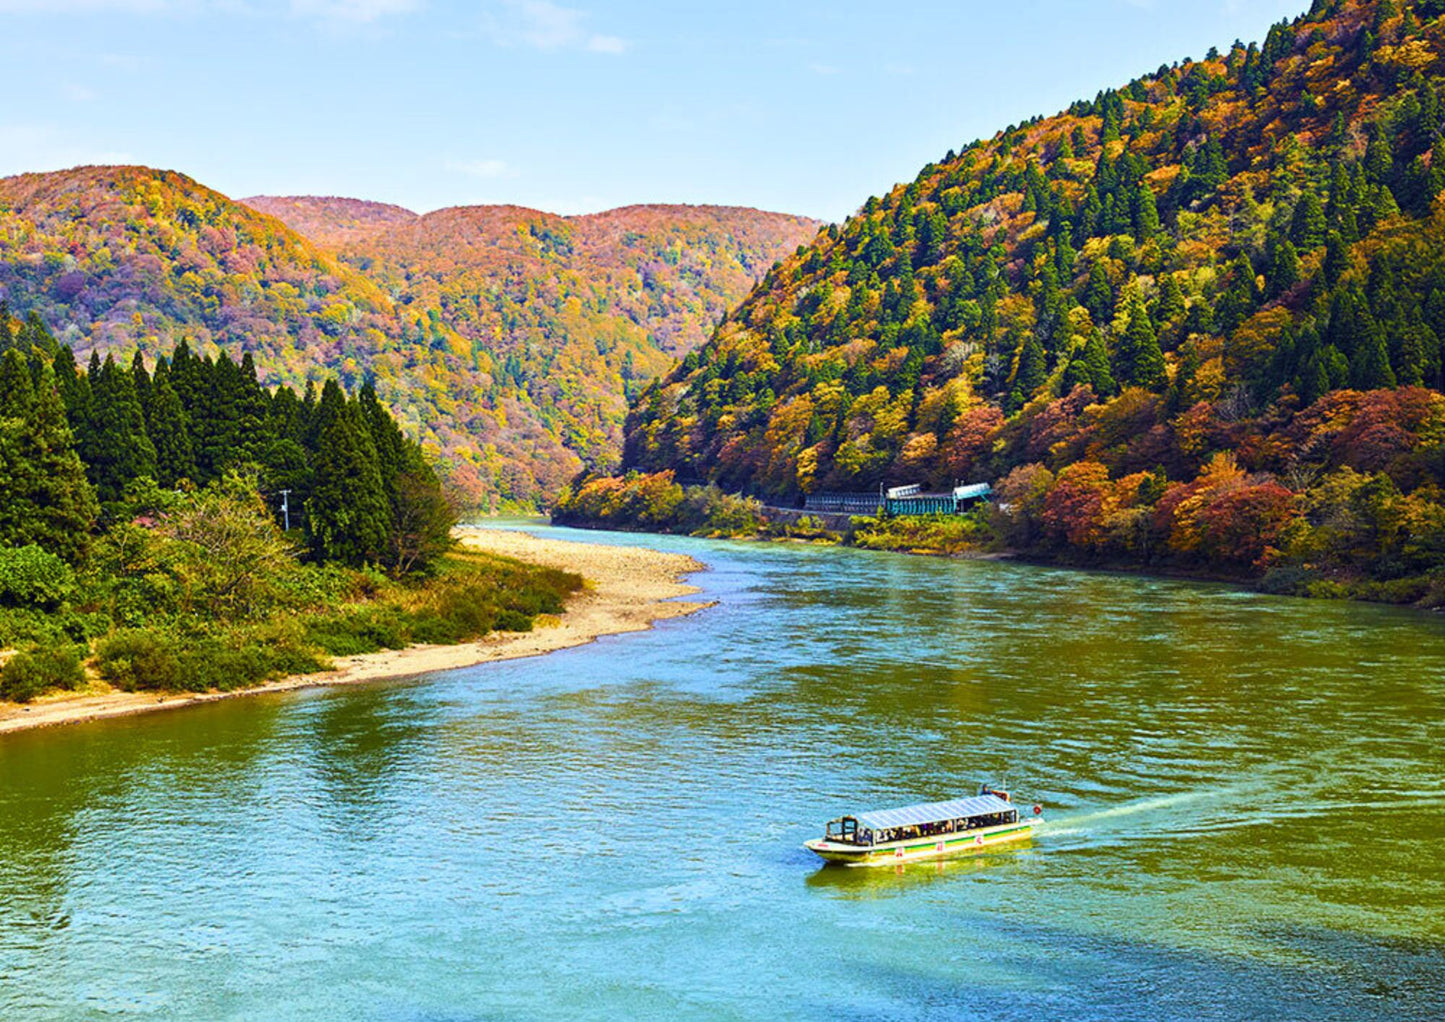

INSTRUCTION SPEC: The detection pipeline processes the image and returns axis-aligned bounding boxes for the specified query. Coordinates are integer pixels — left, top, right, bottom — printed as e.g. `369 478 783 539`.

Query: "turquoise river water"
1 524 1443 1020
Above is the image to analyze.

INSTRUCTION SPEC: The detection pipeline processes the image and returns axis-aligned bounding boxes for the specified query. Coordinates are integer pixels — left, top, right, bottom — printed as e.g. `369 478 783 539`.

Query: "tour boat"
804 786 1041 866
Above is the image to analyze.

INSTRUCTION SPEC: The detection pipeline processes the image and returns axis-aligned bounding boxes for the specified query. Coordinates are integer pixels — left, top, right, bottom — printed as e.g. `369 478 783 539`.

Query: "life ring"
974 835 984 846
895 847 904 859
1033 804 1043 816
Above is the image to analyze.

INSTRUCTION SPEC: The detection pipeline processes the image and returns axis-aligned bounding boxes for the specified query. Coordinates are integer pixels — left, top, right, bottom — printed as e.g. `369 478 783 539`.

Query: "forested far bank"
598 0 1445 605
0 309 583 706
552 456 1445 608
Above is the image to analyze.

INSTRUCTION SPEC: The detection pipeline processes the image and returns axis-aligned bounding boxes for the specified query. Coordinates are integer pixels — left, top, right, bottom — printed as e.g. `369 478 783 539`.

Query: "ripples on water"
1 526 1443 1020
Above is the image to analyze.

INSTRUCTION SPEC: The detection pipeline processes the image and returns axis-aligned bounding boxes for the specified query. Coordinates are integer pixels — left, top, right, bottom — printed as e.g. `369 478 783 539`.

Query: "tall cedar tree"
87 355 157 503
0 350 98 562
1115 290 1166 390
305 380 390 565
1008 333 1049 412
147 360 196 487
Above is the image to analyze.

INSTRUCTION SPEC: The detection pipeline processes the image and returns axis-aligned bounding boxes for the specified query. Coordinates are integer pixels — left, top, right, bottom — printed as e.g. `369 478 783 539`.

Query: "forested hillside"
242 195 418 248
0 167 817 506
319 202 822 478
614 0 1445 603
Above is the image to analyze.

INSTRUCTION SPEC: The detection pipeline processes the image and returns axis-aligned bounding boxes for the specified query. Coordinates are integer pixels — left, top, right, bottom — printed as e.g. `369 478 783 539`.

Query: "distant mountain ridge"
241 195 418 248
0 166 820 504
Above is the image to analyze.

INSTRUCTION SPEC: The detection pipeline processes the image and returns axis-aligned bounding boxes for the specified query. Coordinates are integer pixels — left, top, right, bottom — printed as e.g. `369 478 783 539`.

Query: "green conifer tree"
1121 291 1167 389
87 355 157 502
1061 347 1092 393
236 352 271 464
1396 316 1427 386
1298 356 1331 406
147 367 196 488
1065 330 1118 398
358 382 405 493
1269 239 1302 296
195 354 242 482
1323 231 1349 286
1083 329 1118 397
0 348 36 420
1054 225 1076 277
1083 261 1113 321
1290 191 1327 250
0 351 97 562
18 312 58 357
1350 322 1397 390
131 351 152 418
1007 333 1049 413
304 381 389 565
1216 254 1260 333
1156 274 1187 327
1133 180 1160 242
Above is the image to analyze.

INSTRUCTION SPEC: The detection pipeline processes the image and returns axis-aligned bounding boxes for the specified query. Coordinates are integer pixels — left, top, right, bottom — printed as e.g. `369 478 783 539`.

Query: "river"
1 524 1442 1020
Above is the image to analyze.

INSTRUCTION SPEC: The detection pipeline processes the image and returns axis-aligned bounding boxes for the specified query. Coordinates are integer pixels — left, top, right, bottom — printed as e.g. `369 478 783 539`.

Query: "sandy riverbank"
0 528 710 736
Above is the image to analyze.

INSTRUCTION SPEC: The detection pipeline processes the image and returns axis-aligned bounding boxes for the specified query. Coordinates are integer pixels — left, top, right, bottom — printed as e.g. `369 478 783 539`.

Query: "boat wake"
1038 775 1445 849
1035 786 1251 845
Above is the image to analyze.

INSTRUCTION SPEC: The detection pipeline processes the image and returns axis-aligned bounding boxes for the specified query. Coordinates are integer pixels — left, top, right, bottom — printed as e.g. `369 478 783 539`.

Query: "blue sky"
0 0 1306 222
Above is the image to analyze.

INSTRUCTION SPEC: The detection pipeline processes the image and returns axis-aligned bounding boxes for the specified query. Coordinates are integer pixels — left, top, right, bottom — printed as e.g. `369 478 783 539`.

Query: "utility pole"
280 489 291 532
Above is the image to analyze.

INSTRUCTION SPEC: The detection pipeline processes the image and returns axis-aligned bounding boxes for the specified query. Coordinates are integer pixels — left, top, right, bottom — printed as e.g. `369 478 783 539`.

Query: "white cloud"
444 158 514 179
63 84 99 102
483 0 626 55
586 33 625 54
289 0 419 21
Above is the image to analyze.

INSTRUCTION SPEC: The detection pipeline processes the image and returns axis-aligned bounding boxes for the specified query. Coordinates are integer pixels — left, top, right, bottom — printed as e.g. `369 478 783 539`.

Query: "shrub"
1356 575 1433 605
849 514 988 555
0 644 86 703
494 609 533 632
97 628 182 692
304 606 412 656
176 638 275 692
407 612 462 645
233 618 328 677
0 608 109 650
98 621 327 694
270 562 362 609
1257 565 1317 596
0 546 76 610
427 592 496 640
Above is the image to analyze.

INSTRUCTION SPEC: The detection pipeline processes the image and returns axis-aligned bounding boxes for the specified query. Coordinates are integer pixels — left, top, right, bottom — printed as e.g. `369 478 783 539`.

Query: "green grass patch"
10 548 583 702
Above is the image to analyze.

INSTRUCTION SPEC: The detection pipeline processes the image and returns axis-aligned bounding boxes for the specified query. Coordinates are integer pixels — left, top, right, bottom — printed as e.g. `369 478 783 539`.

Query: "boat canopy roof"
853 794 1013 831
